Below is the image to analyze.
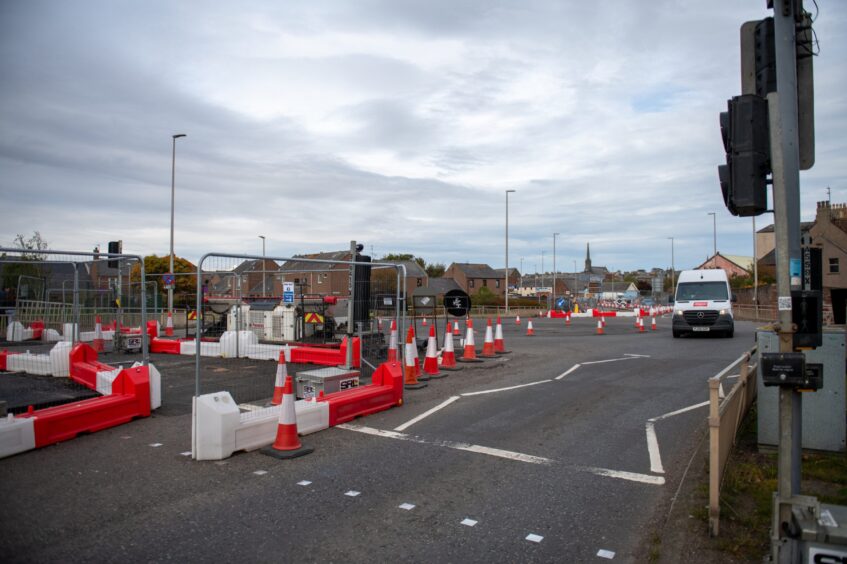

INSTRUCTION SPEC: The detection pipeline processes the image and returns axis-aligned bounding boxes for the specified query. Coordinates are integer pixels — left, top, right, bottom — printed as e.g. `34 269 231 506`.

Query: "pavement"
0 315 759 563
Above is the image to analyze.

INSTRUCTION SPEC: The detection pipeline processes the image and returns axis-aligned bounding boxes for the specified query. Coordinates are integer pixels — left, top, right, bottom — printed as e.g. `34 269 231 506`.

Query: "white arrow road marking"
645 400 711 475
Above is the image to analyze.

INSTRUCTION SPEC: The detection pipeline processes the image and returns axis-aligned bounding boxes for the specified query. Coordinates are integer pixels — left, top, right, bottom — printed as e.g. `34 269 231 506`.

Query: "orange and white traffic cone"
271 351 287 405
452 320 461 336
515 315 521 325
596 319 604 335
546 310 552 319
565 312 571 327
422 317 428 327
526 320 535 336
638 317 646 333
494 316 510 354
651 317 657 331
459 319 483 363
440 323 461 371
377 317 383 332
166 311 174 337
481 319 497 358
634 312 640 329
261 374 314 459
404 326 427 389
93 315 104 352
387 319 399 362
423 324 446 378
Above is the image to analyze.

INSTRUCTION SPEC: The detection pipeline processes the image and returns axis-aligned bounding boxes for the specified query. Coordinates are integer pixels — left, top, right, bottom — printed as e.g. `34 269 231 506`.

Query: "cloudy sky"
1 1 845 275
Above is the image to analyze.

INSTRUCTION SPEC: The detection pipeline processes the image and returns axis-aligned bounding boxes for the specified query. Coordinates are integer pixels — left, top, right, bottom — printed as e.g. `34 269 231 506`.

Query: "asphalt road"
0 315 758 563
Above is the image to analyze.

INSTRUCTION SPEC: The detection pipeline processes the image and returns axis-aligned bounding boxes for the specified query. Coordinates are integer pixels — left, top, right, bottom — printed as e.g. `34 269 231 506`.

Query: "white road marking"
149 443 163 447
526 534 544 543
555 364 580 380
461 379 552 397
398 503 416 510
297 480 312 486
345 490 361 497
645 422 664 474
582 356 647 365
338 424 552 465
461 518 478 527
180 451 192 457
597 548 616 559
624 354 650 358
253 470 268 476
394 396 461 431
584 467 665 485
644 400 711 476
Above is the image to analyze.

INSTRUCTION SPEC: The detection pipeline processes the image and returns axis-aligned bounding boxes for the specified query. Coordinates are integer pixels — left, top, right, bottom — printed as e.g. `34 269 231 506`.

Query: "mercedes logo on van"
697 312 704 319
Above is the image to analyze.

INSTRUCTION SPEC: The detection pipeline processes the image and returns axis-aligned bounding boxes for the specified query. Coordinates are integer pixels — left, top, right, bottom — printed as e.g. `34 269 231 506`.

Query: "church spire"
584 243 592 273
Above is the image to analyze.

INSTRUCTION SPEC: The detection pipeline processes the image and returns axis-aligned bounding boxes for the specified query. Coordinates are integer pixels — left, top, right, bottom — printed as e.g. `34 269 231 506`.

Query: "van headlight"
675 309 683 316
719 309 727 316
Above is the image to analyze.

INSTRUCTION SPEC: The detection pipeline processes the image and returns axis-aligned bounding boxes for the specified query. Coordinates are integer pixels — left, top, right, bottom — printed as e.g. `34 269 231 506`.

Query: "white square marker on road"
597 549 616 559
253 470 268 476
180 451 192 457
525 534 543 543
149 443 163 447
297 480 312 486
345 490 361 497
398 503 415 510
461 518 478 527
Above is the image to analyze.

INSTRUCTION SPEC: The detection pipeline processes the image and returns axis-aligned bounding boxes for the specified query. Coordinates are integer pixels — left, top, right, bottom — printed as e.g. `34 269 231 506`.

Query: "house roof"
449 262 500 278
280 251 350 272
428 278 462 295
757 222 814 234
696 253 753 273
392 260 427 278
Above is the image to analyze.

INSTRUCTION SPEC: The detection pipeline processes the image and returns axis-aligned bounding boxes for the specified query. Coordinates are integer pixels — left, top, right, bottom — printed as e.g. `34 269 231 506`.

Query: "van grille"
683 310 719 326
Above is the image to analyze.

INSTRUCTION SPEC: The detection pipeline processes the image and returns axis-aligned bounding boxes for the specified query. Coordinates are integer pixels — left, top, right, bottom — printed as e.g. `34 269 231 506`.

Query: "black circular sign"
443 289 471 317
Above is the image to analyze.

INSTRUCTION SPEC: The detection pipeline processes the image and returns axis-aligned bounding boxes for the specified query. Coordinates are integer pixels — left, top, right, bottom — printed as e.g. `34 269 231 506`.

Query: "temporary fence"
708 346 758 537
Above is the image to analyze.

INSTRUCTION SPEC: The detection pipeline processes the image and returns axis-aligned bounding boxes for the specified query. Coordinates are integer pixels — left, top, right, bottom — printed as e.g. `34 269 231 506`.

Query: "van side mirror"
731 294 737 303
668 297 674 305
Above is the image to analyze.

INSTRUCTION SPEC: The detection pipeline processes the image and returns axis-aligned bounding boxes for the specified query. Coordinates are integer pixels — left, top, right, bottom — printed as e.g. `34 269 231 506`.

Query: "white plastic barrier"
193 391 329 460
0 414 35 459
49 341 72 377
62 323 78 342
7 350 52 375
6 322 34 342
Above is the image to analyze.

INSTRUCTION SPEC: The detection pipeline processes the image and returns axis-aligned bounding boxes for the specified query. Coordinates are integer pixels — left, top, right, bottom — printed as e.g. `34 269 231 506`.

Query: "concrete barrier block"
194 392 240 461
0 414 35 459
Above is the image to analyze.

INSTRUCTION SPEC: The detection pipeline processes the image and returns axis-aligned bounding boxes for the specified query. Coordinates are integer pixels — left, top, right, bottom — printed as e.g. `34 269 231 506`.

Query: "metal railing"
708 346 758 536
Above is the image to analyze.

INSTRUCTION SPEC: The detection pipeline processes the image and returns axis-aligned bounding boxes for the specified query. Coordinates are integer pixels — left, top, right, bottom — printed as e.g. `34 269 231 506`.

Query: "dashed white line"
583 467 665 485
297 480 312 486
394 396 461 431
398 503 416 510
253 470 268 476
582 356 646 365
180 451 192 457
461 379 552 397
461 518 478 527
345 490 361 497
525 534 544 543
597 548 616 559
555 364 580 380
149 443 163 447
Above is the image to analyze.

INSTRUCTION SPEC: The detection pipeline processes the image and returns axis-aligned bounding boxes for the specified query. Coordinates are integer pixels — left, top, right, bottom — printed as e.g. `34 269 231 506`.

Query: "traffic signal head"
717 94 770 217
107 240 122 268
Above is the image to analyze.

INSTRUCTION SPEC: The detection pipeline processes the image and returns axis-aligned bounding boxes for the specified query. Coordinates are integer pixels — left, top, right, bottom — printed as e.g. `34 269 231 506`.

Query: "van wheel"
726 329 734 338
672 329 681 338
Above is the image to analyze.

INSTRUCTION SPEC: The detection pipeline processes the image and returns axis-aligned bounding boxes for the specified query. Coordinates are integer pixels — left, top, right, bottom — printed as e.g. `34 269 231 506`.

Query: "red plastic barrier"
0 349 20 371
30 320 45 340
69 343 121 390
21 365 151 448
324 362 403 426
290 337 360 368
338 336 361 368
548 311 568 318
147 321 158 338
150 337 181 354
592 310 618 318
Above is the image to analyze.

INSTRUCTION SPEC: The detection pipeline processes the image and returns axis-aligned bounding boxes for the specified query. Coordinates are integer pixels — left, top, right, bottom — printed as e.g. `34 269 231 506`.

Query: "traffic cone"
377 317 383 332
515 315 521 325
387 319 399 362
410 326 425 380
638 317 646 333
440 323 461 371
634 311 640 329
452 320 461 336
494 316 510 354
166 311 174 337
271 351 287 405
546 310 552 319
481 319 497 358
565 312 571 327
93 315 104 352
404 326 427 389
596 319 604 335
261 374 314 459
651 316 657 331
526 320 535 336
423 325 446 378
459 319 483 363
422 317 428 327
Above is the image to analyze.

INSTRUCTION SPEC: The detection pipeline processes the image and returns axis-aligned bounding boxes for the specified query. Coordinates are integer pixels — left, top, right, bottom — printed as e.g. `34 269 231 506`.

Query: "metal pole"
259 235 266 297
708 212 717 259
769 0 804 553
72 264 79 343
541 250 545 306
553 232 559 310
505 190 515 313
346 240 356 369
140 259 148 365
753 217 759 320
169 133 186 318
668 237 675 297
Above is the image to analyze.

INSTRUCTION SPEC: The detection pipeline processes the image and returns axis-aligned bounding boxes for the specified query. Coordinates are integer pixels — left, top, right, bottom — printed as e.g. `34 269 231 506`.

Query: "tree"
130 255 197 306
1 232 49 300
425 263 445 278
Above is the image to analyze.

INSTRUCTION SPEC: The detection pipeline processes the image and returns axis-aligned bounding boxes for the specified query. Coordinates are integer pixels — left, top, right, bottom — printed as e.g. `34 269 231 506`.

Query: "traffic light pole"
769 0 803 558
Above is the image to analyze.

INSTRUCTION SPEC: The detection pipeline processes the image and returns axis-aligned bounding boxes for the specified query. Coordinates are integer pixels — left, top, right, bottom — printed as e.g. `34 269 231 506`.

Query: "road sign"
443 289 471 317
556 297 565 308
163 273 175 288
304 312 324 324
283 282 294 303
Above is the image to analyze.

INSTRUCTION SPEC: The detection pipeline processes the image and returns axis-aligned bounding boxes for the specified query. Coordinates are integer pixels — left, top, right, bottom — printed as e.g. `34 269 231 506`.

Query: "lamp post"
168 133 186 316
505 190 516 313
541 250 545 306
520 257 524 289
258 235 266 297
667 237 675 298
573 260 577 301
708 212 717 261
552 232 559 310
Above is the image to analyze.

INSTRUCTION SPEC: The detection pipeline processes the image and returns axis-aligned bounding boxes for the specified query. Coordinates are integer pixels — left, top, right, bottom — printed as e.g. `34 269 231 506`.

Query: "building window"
829 258 839 274
483 279 488 287
469 279 475 288
317 275 322 284
495 279 500 288
416 278 422 287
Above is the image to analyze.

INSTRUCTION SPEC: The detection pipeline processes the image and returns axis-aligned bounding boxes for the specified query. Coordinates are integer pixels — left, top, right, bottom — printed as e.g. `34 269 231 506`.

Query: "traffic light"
718 94 770 217
107 240 122 268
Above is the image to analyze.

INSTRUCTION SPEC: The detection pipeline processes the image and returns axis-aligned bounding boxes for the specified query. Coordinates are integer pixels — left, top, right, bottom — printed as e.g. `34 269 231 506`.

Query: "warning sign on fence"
304 312 324 324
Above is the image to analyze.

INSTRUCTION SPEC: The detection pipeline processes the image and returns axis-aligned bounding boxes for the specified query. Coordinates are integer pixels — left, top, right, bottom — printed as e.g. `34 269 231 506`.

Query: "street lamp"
169 133 186 317
505 190 516 313
667 237 675 297
258 235 266 297
520 257 524 289
708 212 717 261
552 233 559 310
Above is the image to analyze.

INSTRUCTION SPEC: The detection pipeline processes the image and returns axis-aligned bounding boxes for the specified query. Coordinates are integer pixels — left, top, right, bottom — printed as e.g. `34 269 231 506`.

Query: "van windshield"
675 281 728 301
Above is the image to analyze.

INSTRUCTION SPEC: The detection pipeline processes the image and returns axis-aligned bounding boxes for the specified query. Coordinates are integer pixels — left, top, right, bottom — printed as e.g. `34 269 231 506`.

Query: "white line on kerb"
645 422 664 474
555 364 580 380
461 379 552 397
394 396 461 432
584 466 666 485
649 401 709 422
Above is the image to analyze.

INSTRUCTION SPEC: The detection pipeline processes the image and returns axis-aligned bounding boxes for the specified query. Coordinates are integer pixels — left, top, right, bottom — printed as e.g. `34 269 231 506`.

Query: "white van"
671 269 735 338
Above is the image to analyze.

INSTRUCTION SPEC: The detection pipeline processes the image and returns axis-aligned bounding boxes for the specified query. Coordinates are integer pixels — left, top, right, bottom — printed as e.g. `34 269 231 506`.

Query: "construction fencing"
708 346 758 537
191 252 406 410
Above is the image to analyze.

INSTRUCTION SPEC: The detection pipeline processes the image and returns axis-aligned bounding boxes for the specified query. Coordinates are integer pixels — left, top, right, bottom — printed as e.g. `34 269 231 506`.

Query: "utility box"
757 329 846 452
295 367 360 400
